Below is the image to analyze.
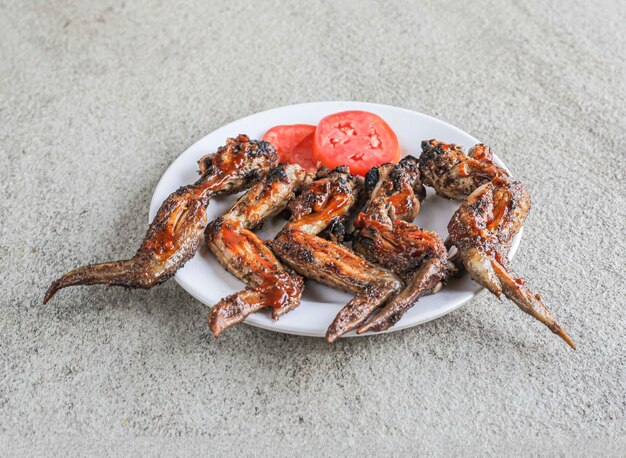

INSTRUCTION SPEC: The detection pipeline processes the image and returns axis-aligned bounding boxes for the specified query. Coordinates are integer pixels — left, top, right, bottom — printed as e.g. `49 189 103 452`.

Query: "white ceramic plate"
150 101 521 338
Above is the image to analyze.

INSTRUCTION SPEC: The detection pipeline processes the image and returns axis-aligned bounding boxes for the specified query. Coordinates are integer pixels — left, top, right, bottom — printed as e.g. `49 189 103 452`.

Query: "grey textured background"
1 0 625 456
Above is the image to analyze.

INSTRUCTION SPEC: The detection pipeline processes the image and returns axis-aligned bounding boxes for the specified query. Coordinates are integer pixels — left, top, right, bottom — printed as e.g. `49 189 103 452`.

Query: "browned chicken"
353 156 427 275
269 167 403 342
448 178 575 348
352 156 450 333
44 135 277 304
205 164 309 336
419 139 509 199
420 140 575 348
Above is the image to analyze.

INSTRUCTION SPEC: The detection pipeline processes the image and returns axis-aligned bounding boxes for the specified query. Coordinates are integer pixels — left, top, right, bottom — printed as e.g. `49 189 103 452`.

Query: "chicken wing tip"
207 311 224 338
43 281 60 304
325 332 339 344
553 324 576 350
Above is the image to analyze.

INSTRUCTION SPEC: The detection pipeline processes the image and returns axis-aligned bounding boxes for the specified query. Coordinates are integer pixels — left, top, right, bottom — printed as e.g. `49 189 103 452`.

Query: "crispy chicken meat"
44 135 277 304
419 139 509 200
269 167 403 342
205 163 309 336
420 140 575 349
352 156 450 333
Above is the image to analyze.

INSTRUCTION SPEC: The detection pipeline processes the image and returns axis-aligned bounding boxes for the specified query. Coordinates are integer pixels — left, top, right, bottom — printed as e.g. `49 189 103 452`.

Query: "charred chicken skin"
419 139 509 200
269 167 403 342
420 140 575 348
205 164 309 336
352 156 449 333
44 135 277 304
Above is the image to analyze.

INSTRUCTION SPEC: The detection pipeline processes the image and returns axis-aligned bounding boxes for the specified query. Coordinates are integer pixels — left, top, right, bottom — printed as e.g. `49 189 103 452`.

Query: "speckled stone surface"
1 0 625 456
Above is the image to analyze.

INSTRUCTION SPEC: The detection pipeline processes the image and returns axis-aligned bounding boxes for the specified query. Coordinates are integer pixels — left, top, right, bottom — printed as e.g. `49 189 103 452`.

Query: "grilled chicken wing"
353 156 449 333
269 167 403 342
420 139 574 348
205 164 309 336
419 139 509 200
448 177 575 348
44 135 277 304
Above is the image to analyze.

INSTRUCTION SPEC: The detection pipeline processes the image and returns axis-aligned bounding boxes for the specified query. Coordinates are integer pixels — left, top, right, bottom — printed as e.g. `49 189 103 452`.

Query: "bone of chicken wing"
44 135 277 304
448 177 576 349
353 156 449 333
419 139 509 200
269 167 403 342
205 164 309 336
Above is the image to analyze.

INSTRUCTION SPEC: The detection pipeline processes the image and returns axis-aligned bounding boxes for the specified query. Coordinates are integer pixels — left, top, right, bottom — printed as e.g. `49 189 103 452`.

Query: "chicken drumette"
44 135 277 303
420 140 575 349
205 164 309 336
419 139 509 200
352 156 450 333
269 167 403 342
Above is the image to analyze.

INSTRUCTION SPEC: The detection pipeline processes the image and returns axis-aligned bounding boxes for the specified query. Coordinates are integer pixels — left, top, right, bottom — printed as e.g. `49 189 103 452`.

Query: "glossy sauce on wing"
290 193 352 230
288 176 355 233
220 220 297 309
142 199 199 257
354 213 445 279
144 138 267 258
387 188 417 220
457 162 470 178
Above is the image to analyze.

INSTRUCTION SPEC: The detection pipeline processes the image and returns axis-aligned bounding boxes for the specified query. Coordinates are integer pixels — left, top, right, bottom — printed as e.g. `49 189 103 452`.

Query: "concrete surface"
1 0 625 456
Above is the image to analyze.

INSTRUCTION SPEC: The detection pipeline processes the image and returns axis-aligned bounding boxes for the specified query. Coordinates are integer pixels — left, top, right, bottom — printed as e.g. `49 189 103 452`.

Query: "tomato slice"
313 111 400 176
262 124 316 163
290 133 318 173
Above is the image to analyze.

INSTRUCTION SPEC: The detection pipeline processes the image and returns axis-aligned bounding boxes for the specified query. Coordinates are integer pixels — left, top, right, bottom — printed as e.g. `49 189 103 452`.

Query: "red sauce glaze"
355 214 443 261
457 162 470 178
487 194 510 231
290 191 352 232
221 220 297 309
190 140 259 199
465 156 509 182
259 279 300 310
240 181 282 223
144 139 266 257
470 144 490 161
391 219 443 258
457 180 513 240
309 181 332 212
387 188 416 219
143 201 190 256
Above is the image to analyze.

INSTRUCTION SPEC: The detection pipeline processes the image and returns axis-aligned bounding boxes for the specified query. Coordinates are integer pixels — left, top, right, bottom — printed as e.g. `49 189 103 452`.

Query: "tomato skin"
313 111 400 176
289 133 318 173
262 124 316 163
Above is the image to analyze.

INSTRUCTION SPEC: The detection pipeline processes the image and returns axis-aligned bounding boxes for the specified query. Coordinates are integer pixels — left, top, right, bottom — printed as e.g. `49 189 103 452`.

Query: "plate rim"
150 101 522 338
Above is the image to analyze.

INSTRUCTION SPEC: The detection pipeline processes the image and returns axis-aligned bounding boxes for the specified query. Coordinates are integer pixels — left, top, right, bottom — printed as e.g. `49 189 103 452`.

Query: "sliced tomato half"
290 133 318 173
313 111 400 176
262 124 316 164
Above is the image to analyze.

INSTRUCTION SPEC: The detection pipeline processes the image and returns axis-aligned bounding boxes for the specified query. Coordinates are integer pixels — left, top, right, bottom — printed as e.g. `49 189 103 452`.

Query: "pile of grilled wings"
44 134 575 348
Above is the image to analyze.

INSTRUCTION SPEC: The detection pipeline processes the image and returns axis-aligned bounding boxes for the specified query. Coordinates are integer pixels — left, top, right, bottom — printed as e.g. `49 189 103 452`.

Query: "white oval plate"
150 101 520 338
